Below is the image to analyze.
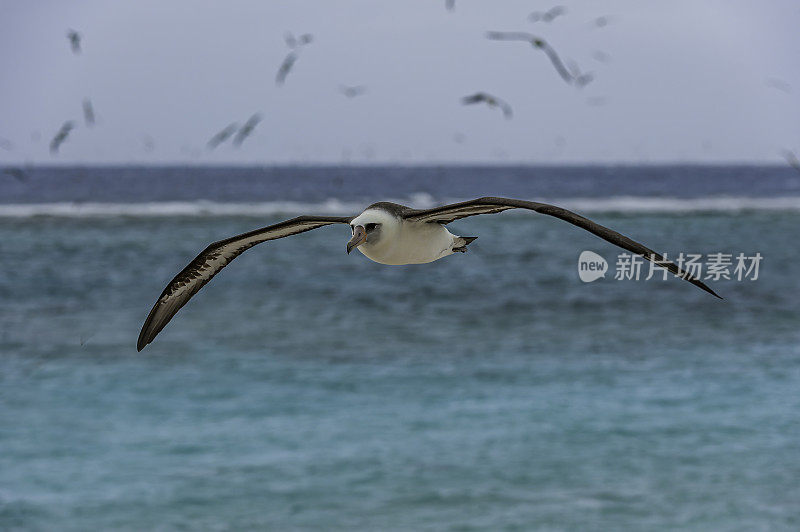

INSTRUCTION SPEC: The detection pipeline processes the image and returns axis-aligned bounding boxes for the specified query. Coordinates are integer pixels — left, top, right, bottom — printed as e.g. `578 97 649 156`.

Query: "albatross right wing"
137 215 352 351
404 196 722 299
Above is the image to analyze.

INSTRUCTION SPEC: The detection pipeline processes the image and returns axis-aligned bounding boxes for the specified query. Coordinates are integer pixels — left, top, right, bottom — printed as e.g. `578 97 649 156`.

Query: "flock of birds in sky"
12 5 612 163
39 30 94 158
447 3 604 120
0 4 798 175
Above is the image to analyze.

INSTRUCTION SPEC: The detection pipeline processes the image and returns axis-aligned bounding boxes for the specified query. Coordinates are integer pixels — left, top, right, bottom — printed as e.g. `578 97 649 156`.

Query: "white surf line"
1 196 800 218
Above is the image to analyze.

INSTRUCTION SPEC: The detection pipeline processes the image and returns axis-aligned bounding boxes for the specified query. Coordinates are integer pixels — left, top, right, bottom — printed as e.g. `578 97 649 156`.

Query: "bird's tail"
453 236 477 253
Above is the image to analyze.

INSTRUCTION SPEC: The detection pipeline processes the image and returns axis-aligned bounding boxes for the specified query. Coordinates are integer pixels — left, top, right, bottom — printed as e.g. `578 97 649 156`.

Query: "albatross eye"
365 223 379 231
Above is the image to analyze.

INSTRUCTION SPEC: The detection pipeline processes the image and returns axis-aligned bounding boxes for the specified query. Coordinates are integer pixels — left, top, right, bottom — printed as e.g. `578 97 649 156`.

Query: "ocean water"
1 166 799 530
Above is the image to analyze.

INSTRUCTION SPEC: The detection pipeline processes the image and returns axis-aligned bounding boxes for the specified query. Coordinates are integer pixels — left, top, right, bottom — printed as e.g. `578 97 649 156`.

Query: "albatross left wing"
404 197 722 299
137 215 352 351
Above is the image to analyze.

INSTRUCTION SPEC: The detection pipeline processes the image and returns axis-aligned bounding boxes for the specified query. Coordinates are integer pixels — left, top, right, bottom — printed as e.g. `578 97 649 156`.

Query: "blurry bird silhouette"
529 6 566 23
275 51 299 86
142 135 155 153
82 98 95 126
592 50 611 63
276 31 313 86
284 32 313 49
67 29 81 54
765 78 792 94
207 123 239 150
445 0 455 12
593 16 610 28
49 121 75 154
3 168 27 182
339 85 367 98
233 114 262 147
0 137 12 151
486 31 573 85
79 332 95 347
461 92 513 119
781 150 800 175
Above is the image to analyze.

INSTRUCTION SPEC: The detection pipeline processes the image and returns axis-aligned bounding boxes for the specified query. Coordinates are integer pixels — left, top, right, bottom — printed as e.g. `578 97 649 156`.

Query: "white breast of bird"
353 210 457 265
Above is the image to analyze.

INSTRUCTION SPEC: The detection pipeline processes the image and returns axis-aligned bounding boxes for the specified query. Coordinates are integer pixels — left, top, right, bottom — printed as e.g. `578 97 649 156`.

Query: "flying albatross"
137 197 722 350
485 31 574 85
461 92 514 119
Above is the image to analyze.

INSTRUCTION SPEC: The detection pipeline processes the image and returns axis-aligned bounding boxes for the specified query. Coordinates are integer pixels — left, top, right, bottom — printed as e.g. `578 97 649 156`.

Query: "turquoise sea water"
1 166 800 530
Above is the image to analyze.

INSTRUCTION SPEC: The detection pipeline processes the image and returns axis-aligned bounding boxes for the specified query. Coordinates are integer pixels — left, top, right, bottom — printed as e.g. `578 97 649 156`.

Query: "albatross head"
346 208 398 255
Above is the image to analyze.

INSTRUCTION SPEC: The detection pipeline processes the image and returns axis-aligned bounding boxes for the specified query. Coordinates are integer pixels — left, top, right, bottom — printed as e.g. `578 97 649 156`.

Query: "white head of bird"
347 208 399 261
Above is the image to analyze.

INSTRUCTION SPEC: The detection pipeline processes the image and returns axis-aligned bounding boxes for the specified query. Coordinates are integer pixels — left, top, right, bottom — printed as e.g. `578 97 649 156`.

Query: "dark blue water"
1 166 799 530
2 165 800 205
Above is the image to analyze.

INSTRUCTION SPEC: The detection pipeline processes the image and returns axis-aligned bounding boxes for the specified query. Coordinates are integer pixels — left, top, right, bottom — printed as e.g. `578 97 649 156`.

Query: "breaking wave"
1 195 800 218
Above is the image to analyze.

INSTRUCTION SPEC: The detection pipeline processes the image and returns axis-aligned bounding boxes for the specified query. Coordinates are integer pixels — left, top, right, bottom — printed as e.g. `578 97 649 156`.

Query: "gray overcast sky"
1 0 798 165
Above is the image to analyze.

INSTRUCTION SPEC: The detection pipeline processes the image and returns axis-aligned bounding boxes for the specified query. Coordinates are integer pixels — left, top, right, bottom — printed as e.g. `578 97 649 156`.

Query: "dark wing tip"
697 282 724 300
136 325 149 351
136 301 163 351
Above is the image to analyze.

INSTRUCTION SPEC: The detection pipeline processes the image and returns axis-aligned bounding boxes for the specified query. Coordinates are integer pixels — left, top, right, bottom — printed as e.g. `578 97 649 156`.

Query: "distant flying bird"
284 32 313 49
781 150 800 175
765 78 792 94
486 31 573 85
592 50 611 63
529 6 566 23
142 135 155 153
593 16 610 28
276 32 313 86
49 121 75 154
82 98 95 126
0 137 12 151
445 0 455 12
275 51 299 86
233 114 262 147
2 167 27 182
207 123 239 150
67 29 81 54
461 92 513 119
79 332 95 347
137 197 721 350
339 85 367 98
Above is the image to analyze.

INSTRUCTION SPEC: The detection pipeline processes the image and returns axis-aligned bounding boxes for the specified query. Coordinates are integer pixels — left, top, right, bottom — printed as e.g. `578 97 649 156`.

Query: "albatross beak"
346 225 366 254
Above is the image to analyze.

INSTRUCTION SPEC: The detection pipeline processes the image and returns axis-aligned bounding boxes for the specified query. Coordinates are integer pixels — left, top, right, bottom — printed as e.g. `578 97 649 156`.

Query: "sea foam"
1 195 799 218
